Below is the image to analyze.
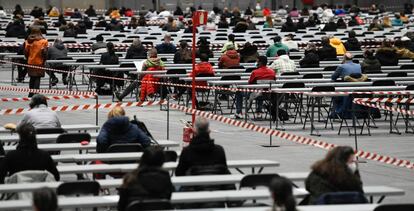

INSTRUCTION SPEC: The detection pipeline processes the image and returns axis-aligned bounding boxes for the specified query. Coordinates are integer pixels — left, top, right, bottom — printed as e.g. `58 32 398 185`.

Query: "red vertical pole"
191 14 197 124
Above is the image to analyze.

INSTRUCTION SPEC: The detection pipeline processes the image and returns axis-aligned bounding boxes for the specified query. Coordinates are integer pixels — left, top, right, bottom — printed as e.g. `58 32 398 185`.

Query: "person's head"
180 40 188 50
89 5 94 9
164 33 172 43
312 146 357 179
130 16 137 23
148 48 158 58
16 122 37 149
286 16 293 24
167 16 174 23
395 14 401 20
228 34 235 42
74 8 79 12
277 49 287 56
15 4 22 11
193 117 210 138
273 35 281 43
106 42 115 54
337 18 345 23
363 49 375 59
108 106 125 119
306 43 317 51
29 94 47 109
131 38 142 47
394 39 404 48
53 38 63 47
270 176 296 211
29 27 43 37
321 36 330 46
96 34 104 42
257 56 268 67
381 39 393 48
343 52 353 63
200 53 209 62
32 187 58 211
139 146 165 169
348 30 356 38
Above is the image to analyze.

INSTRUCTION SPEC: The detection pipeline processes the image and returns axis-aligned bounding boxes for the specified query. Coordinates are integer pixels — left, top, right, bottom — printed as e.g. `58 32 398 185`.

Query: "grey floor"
0 65 413 204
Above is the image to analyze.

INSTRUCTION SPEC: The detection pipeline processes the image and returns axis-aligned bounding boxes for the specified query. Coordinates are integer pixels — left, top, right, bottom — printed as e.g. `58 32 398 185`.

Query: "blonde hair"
108 106 125 119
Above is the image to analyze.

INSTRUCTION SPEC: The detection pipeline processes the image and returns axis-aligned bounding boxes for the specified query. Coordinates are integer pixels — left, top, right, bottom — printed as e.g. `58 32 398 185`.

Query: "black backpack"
130 115 155 141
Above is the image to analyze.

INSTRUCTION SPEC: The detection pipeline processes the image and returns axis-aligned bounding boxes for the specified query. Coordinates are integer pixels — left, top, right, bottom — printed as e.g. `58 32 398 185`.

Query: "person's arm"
175 149 189 176
53 113 62 127
135 126 151 147
248 71 256 84
96 125 109 153
45 153 60 181
331 66 342 81
173 52 180 63
218 56 224 69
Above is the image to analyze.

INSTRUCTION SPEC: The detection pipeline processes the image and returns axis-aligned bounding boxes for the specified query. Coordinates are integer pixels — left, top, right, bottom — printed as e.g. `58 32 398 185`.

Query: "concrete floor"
0 66 413 204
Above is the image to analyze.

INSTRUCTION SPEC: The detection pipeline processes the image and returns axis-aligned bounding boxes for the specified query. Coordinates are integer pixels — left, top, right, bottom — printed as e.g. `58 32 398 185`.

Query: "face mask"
348 162 357 173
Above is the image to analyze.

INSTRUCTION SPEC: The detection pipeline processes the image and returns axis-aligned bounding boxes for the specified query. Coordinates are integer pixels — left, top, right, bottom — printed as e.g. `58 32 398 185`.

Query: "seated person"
175 117 229 176
155 34 176 54
97 106 151 153
32 187 58 211
221 34 238 53
173 41 192 64
4 94 61 131
336 18 347 29
394 39 414 59
196 37 213 58
118 146 174 211
282 34 299 51
317 36 337 61
392 14 404 26
115 49 165 102
218 44 240 69
330 37 347 56
266 36 290 57
47 39 69 86
92 34 107 54
0 123 60 183
322 18 337 31
300 43 320 68
270 49 296 75
344 30 361 51
361 49 382 73
376 40 399 66
368 17 384 31
125 38 147 59
239 42 259 63
191 53 215 87
234 56 276 119
305 146 363 204
95 42 121 93
331 53 362 81
281 17 297 32
270 176 297 211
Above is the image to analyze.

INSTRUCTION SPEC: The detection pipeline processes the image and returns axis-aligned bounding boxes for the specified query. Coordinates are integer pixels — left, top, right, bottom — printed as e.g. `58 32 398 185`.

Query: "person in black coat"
125 38 147 59
175 117 228 176
300 43 320 68
305 146 363 204
6 19 26 38
0 123 60 183
174 41 192 64
322 18 338 31
118 146 174 211
361 49 382 73
239 42 259 63
375 40 399 66
281 17 297 32
95 42 120 93
85 5 97 17
217 16 229 28
344 30 361 51
336 18 347 29
196 37 213 58
296 18 306 30
317 36 337 61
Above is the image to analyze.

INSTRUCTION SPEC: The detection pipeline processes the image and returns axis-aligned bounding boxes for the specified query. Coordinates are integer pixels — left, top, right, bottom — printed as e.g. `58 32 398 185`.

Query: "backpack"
130 115 155 141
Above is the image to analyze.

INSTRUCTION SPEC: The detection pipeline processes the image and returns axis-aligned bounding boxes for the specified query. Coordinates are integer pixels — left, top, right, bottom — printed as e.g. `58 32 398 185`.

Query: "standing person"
24 28 48 97
118 146 174 211
0 123 60 183
270 177 297 211
115 49 165 102
32 187 58 211
305 146 364 204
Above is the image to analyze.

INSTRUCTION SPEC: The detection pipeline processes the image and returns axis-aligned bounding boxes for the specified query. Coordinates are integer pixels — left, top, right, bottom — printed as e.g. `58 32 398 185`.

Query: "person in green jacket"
266 36 290 57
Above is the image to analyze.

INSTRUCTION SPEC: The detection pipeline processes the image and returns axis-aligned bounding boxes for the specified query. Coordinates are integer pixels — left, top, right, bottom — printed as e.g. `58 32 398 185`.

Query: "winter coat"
361 57 382 73
344 38 362 51
24 36 48 77
322 22 337 31
190 62 215 87
155 42 177 54
300 51 320 68
376 47 399 66
330 38 347 56
140 58 165 101
396 47 414 59
239 45 259 63
5 22 26 38
266 43 290 57
218 50 240 69
96 116 151 153
317 45 337 61
118 167 174 211
175 136 228 176
125 45 147 59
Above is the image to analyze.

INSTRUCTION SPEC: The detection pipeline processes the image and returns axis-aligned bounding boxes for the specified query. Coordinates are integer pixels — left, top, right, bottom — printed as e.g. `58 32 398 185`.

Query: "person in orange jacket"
330 37 347 56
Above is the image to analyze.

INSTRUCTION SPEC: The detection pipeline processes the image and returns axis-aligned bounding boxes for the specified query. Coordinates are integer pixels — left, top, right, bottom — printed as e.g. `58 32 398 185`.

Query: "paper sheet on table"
134 60 145 73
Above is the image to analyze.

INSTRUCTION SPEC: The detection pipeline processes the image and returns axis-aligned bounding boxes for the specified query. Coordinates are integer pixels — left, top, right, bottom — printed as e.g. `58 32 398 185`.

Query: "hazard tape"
0 85 96 96
354 97 414 104
353 99 414 116
0 95 95 102
2 60 414 96
0 100 167 115
169 103 414 170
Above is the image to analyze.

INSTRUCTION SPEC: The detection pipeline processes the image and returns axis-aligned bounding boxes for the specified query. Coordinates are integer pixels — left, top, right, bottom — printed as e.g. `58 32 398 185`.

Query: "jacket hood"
377 47 396 53
27 34 43 43
189 136 215 152
105 116 131 134
225 50 239 59
330 38 343 46
54 42 65 50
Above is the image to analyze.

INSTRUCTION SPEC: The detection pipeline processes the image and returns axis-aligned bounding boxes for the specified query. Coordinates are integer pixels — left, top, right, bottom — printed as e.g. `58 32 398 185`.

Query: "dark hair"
228 34 235 42
270 176 296 211
107 42 115 55
348 30 356 38
200 53 209 62
96 34 104 42
277 49 287 56
30 94 48 109
273 35 282 43
364 49 375 58
16 122 37 149
394 39 404 48
321 36 330 46
311 146 359 187
0 6 3 10
139 146 165 169
33 187 58 211
257 56 268 67
381 39 393 48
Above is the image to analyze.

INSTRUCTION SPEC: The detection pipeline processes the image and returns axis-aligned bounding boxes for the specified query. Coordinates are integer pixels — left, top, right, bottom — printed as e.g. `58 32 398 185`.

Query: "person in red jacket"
234 56 276 119
190 53 215 87
218 44 240 69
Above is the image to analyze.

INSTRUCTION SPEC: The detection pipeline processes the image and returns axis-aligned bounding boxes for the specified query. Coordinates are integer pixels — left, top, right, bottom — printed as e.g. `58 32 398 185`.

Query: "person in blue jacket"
391 14 404 26
97 106 151 153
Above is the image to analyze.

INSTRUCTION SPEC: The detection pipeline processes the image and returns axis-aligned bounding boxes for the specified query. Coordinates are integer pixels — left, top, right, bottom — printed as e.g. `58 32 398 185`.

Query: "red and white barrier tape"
0 95 95 102
354 97 414 104
0 85 96 96
0 100 166 115
353 99 414 116
169 103 414 170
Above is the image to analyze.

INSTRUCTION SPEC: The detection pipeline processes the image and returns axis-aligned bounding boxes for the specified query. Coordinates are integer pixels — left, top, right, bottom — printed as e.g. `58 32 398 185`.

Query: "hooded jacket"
300 50 320 68
96 116 151 153
240 44 259 63
344 38 361 51
155 42 177 54
6 22 26 38
330 38 347 56
396 47 414 59
47 42 68 60
191 62 215 87
266 43 290 57
118 166 174 211
175 136 228 176
218 50 240 69
376 47 399 66
361 57 382 73
317 44 337 61
24 34 48 77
